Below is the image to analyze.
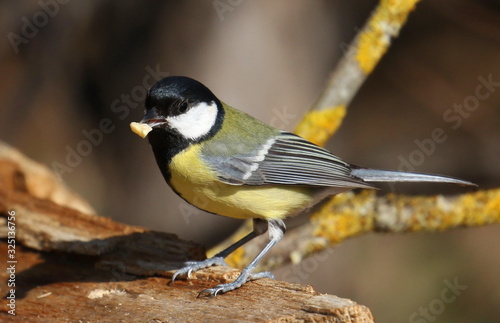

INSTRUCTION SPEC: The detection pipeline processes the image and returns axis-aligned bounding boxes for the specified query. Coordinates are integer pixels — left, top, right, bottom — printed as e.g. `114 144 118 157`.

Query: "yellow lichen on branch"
311 191 375 244
294 105 346 146
310 188 500 248
297 0 421 148
356 0 420 75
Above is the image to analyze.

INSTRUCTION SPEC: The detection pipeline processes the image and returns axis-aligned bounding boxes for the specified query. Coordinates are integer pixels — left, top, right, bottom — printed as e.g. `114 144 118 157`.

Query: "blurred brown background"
1 0 499 321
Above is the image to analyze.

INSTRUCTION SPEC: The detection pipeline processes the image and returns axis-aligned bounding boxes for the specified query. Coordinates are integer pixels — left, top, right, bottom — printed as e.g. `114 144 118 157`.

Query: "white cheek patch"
167 101 218 140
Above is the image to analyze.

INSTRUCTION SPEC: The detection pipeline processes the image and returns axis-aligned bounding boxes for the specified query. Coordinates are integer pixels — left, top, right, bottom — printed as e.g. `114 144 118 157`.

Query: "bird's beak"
130 109 167 139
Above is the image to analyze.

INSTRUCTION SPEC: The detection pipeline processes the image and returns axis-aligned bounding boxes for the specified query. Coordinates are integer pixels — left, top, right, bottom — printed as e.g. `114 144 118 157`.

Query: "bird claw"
196 270 275 297
197 286 224 298
171 256 228 283
197 280 244 298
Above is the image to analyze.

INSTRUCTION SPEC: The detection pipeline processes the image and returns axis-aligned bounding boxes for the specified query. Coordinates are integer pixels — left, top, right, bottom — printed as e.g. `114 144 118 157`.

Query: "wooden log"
0 242 373 322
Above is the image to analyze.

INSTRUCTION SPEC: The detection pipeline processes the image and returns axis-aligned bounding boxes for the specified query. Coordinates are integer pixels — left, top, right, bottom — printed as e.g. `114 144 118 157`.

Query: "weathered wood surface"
0 141 374 321
0 242 373 322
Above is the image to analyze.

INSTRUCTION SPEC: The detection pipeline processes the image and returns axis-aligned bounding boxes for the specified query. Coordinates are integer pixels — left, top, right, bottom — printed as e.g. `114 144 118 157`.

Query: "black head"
139 76 225 173
141 76 224 141
145 76 221 119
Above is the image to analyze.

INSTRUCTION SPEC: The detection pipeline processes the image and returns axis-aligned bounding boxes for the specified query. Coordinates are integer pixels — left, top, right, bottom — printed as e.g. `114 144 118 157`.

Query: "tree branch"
220 189 499 271
294 0 420 146
208 0 499 272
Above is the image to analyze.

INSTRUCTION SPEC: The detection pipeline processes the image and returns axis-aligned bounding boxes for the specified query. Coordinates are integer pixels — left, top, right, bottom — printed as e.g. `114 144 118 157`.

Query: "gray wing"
202 131 374 189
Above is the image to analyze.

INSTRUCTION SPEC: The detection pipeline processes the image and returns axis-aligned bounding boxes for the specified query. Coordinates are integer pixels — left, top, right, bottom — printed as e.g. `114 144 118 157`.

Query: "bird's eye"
179 102 189 113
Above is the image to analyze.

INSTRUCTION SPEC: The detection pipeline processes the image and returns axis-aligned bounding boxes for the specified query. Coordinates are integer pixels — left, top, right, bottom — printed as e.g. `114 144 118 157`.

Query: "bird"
130 76 475 297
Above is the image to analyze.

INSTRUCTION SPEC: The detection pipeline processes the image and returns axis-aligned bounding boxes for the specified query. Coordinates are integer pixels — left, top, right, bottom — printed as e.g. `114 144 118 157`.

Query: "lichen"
356 0 419 74
294 105 346 146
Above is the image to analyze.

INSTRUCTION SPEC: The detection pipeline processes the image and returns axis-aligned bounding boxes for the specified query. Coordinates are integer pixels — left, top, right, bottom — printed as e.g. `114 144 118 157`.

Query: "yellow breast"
168 145 315 220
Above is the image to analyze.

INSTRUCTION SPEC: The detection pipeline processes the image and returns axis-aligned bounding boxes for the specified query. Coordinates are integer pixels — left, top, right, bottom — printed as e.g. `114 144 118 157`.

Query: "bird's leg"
197 218 285 297
171 218 270 283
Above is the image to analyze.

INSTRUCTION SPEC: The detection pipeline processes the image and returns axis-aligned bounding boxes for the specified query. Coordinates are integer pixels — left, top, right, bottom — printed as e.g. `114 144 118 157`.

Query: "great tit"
130 76 475 297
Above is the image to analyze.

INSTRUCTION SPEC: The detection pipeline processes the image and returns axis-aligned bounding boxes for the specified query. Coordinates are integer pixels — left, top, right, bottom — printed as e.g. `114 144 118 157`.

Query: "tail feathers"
351 168 477 187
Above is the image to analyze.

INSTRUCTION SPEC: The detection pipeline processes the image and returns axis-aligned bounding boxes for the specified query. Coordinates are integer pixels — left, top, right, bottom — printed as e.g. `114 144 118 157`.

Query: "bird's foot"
197 270 275 297
171 256 228 283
